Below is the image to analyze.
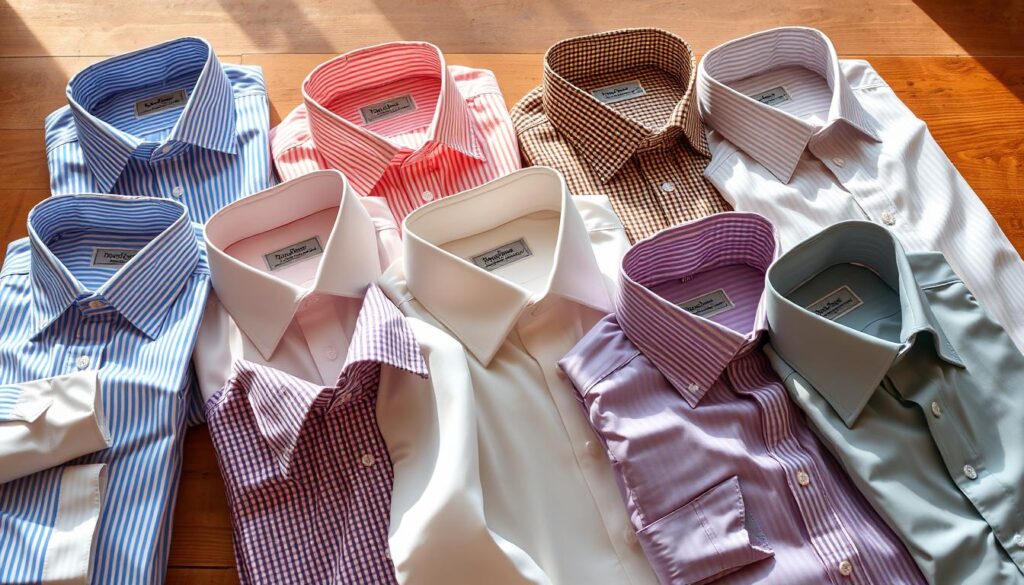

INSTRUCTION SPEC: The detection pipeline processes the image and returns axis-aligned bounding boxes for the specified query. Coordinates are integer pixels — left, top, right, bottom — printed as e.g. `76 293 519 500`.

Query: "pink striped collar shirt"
271 41 521 223
559 212 925 585
205 284 428 584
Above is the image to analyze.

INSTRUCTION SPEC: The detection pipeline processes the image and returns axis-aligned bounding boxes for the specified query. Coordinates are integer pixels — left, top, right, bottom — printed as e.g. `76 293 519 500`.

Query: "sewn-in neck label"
591 80 647 104
359 94 417 124
134 89 188 118
470 238 533 272
264 237 324 272
806 285 863 321
678 288 736 319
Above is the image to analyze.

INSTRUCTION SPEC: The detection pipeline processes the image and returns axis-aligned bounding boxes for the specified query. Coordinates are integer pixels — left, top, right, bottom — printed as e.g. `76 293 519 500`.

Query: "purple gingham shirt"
559 213 925 585
205 284 428 585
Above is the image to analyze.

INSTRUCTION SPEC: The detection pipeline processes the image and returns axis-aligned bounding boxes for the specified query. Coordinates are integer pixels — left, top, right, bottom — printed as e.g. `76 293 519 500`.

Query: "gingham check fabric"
512 28 730 243
205 284 427 585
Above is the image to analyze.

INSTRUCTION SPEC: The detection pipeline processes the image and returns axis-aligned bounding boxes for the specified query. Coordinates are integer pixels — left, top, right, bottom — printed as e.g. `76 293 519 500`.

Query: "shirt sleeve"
0 370 110 484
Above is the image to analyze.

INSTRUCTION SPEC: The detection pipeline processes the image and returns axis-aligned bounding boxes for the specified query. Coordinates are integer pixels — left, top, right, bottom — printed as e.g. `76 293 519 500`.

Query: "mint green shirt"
764 221 1024 585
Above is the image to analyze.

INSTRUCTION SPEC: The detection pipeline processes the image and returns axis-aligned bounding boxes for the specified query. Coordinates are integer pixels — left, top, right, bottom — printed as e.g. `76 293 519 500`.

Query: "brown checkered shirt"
511 28 731 243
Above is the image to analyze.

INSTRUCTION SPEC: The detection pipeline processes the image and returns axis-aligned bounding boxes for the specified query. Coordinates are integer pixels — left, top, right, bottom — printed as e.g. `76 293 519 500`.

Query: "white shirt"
377 167 658 585
193 170 401 401
697 26 1024 353
0 370 109 484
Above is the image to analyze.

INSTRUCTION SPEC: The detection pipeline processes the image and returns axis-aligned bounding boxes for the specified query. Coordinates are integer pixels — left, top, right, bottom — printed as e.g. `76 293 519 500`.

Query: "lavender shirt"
559 213 924 585
206 285 428 584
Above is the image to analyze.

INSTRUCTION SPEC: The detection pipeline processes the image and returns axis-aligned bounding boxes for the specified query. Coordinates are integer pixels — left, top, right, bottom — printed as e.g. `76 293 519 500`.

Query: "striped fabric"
558 212 925 585
697 26 1024 355
0 195 210 584
206 284 427 585
511 28 731 243
45 37 274 224
271 41 521 223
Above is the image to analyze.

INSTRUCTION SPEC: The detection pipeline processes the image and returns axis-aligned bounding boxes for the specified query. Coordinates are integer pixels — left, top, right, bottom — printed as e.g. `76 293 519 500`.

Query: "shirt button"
623 528 638 546
421 190 435 202
880 210 896 226
585 440 603 459
360 453 376 467
1014 533 1024 548
838 559 853 576
161 145 171 154
963 464 978 480
930 401 942 418
325 346 338 361
75 355 91 370
88 300 106 309
171 186 184 198
796 470 811 487
659 181 676 193
687 382 700 395
831 157 845 167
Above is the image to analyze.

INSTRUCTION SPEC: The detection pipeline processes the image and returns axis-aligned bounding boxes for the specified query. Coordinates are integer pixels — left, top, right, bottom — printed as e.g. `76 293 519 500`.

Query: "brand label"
749 86 792 106
678 288 735 319
91 248 139 267
470 238 533 272
591 80 647 104
359 94 417 124
134 89 188 118
806 285 863 321
263 237 324 272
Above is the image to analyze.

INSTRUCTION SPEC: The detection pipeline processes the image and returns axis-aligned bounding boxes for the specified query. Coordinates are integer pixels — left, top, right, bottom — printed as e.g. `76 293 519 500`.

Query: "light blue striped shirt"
0 195 210 584
45 37 274 224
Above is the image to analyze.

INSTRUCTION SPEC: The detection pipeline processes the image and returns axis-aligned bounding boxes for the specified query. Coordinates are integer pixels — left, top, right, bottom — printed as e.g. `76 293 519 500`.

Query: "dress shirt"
46 37 274 223
559 212 924 585
377 167 656 584
272 41 521 224
0 370 109 484
194 170 401 403
0 195 209 584
206 285 428 585
697 26 1024 354
764 221 1024 584
511 28 731 243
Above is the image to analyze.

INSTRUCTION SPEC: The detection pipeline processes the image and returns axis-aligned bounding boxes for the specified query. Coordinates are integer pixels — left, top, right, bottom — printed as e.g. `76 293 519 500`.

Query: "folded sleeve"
0 370 110 484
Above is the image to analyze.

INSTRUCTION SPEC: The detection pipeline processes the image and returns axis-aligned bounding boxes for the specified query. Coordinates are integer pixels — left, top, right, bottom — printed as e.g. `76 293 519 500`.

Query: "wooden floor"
1 1 1022 583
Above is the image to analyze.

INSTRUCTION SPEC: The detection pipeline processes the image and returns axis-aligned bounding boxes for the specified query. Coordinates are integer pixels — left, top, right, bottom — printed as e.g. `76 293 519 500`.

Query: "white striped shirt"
0 195 210 584
45 37 274 224
271 41 521 224
697 26 1024 354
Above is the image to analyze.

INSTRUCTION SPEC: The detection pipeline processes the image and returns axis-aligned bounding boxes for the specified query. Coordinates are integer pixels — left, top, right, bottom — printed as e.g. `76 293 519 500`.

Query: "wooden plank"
2 0 1023 58
167 568 239 585
168 427 236 568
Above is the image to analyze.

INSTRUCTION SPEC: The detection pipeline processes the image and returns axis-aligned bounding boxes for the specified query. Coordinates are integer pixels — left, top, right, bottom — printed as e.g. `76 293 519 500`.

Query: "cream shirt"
377 167 658 585
193 170 401 402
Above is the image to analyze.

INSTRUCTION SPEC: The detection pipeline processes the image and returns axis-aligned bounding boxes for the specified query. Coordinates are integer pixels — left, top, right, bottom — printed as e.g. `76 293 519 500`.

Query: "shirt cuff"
0 370 110 483
637 475 774 584
40 464 107 584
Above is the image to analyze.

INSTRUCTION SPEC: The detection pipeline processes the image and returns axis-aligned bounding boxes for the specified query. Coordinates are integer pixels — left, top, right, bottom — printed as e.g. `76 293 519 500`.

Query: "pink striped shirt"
559 212 925 585
271 42 521 223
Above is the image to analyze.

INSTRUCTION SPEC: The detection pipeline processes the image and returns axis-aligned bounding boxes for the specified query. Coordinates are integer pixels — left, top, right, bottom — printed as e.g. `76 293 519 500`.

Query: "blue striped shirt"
0 195 210 584
45 37 274 224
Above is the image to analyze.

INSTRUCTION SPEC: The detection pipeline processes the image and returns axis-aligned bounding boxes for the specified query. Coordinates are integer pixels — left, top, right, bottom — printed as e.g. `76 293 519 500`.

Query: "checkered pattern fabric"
512 28 731 243
205 285 428 585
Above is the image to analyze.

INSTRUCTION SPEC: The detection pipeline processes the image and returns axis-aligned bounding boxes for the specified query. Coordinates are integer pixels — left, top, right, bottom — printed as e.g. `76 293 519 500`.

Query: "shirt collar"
27 194 200 340
234 283 428 477
616 212 778 406
302 41 485 195
67 37 239 193
765 221 964 427
402 166 611 365
697 26 881 184
205 170 385 359
541 28 708 184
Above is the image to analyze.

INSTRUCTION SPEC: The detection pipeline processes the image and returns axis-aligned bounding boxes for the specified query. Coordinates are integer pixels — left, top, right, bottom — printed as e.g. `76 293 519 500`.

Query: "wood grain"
0 3 1022 584
3 0 1024 58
